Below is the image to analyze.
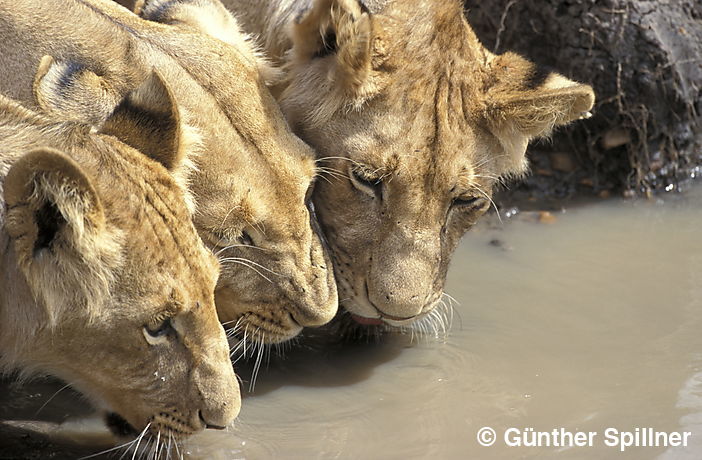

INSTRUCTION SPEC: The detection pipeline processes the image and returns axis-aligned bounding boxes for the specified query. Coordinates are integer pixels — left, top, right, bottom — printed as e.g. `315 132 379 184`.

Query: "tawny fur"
0 0 338 344
200 0 596 324
0 94 239 439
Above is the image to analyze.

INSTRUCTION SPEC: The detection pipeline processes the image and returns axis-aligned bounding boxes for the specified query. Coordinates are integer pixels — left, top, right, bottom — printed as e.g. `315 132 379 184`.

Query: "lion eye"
143 318 174 345
350 166 382 198
207 228 255 249
452 196 483 209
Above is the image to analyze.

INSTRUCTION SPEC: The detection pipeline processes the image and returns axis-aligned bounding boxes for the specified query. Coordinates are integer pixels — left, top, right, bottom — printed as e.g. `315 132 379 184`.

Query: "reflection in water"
1 186 701 459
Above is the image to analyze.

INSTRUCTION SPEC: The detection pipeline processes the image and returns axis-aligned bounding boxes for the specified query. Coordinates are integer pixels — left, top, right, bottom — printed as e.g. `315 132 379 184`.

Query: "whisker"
214 242 268 258
473 185 502 224
315 166 349 181
316 165 348 176
219 256 282 277
128 422 151 460
315 173 334 185
315 156 362 166
79 435 138 460
35 382 72 416
173 433 182 459
249 332 265 392
219 258 275 284
166 433 172 460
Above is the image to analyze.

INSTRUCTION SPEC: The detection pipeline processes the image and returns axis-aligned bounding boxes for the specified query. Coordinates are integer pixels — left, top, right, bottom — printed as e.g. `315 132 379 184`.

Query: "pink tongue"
351 314 384 326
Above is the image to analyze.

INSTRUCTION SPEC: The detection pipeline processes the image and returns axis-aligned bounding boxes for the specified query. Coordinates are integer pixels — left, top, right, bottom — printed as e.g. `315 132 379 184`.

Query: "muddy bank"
467 0 702 201
0 378 109 459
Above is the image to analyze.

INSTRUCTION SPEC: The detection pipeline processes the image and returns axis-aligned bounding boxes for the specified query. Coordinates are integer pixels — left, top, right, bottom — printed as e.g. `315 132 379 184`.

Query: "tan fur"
0 95 239 440
0 0 338 344
211 0 595 325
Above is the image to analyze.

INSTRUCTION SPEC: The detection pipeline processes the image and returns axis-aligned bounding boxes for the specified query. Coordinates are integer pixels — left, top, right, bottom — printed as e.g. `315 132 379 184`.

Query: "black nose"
199 410 227 430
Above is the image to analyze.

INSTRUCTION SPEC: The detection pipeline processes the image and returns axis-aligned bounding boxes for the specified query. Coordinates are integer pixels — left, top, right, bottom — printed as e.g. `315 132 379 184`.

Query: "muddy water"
2 186 701 459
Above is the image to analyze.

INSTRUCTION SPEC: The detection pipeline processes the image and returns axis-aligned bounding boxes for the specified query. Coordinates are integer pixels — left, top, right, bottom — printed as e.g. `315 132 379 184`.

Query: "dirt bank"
466 0 702 201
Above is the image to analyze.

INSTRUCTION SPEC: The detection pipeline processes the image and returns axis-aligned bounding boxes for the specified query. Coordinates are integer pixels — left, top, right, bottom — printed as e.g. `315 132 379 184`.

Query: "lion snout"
190 354 241 429
367 257 438 320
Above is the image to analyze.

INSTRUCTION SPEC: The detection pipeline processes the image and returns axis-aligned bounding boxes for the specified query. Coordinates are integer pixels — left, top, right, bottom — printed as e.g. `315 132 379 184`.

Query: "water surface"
2 186 701 459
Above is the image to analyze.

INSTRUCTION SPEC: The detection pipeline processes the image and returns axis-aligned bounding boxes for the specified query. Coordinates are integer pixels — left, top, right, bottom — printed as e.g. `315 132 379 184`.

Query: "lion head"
223 0 595 327
128 0 340 346
0 80 239 442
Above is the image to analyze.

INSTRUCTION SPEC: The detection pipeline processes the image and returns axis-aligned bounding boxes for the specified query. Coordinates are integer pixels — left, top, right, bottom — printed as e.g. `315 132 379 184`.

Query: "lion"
0 76 239 444
165 0 595 328
0 0 337 346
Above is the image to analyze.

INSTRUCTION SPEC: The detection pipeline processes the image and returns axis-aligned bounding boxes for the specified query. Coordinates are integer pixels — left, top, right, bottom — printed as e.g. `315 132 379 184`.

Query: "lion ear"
100 70 186 172
291 0 374 94
136 0 242 46
33 55 121 127
4 148 105 264
135 0 281 85
33 56 187 173
483 53 595 176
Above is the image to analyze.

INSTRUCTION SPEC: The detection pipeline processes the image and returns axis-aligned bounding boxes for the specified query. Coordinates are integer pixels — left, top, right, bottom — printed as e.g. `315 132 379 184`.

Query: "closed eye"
349 166 382 198
143 318 174 345
206 228 255 249
452 196 484 209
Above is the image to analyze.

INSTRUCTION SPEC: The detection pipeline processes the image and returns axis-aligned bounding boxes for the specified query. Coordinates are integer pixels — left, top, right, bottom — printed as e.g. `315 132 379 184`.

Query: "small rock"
550 152 576 173
649 160 664 171
601 128 632 150
489 238 512 251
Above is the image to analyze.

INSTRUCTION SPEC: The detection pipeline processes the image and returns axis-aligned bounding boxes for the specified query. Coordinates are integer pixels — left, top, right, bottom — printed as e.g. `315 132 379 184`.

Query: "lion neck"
0 113 86 369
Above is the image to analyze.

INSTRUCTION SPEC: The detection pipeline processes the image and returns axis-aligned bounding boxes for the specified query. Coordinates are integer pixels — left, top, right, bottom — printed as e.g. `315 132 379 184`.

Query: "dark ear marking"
3 148 106 265
314 30 338 58
56 62 84 93
523 64 553 90
34 200 63 255
33 55 121 126
295 6 311 23
358 1 371 15
100 71 184 172
136 0 180 24
103 95 178 166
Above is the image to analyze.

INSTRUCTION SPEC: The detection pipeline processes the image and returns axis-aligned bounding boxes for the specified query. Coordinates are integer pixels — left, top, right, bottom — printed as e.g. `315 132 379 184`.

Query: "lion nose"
368 288 426 319
197 398 238 430
288 261 338 328
199 411 227 430
290 292 337 327
192 342 241 429
367 263 433 319
367 226 439 319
